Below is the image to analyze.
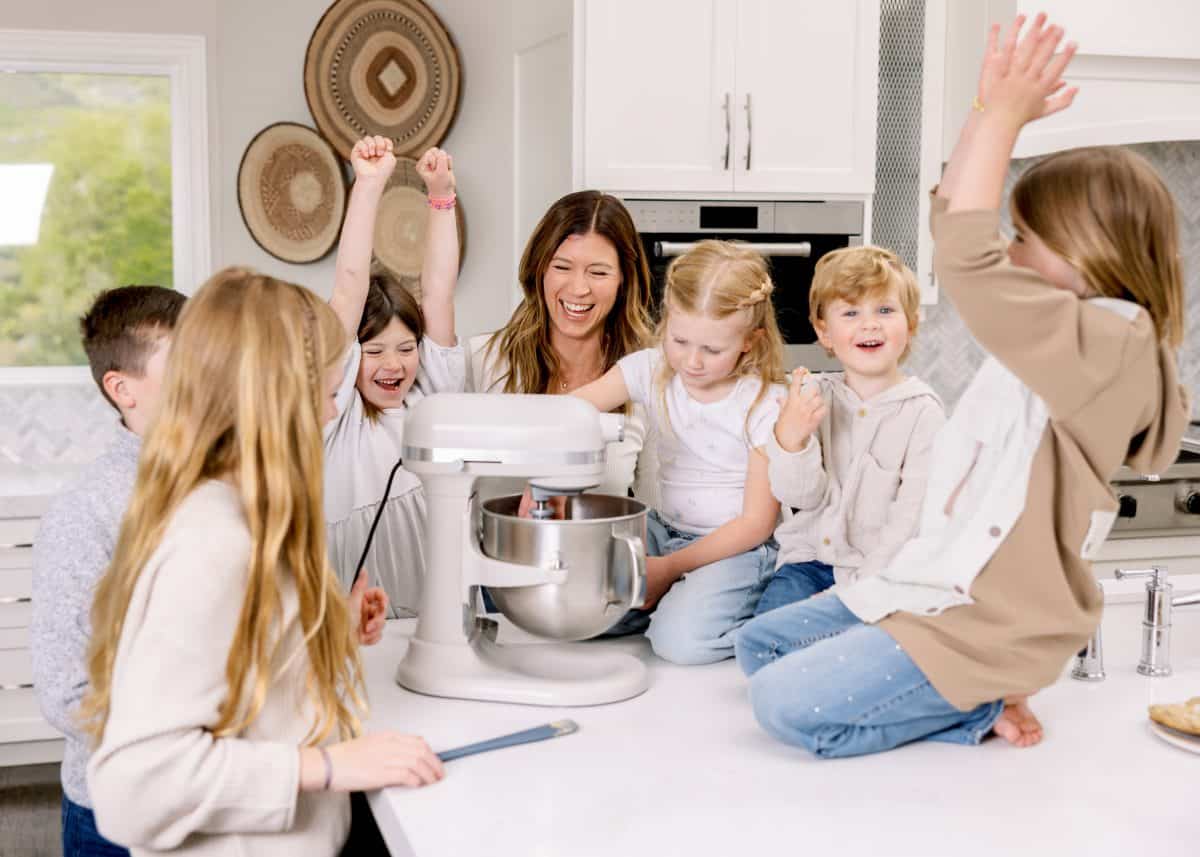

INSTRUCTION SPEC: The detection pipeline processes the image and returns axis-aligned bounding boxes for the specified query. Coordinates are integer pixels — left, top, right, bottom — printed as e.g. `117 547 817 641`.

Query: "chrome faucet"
1071 581 1106 681
1112 566 1200 677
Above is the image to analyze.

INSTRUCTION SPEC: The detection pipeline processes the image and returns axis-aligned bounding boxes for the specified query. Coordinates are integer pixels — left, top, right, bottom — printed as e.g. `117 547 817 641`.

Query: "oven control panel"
1109 479 1200 537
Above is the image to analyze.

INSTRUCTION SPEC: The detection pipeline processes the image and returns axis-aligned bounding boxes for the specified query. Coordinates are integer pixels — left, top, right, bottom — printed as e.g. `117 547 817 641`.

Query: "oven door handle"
655 241 812 259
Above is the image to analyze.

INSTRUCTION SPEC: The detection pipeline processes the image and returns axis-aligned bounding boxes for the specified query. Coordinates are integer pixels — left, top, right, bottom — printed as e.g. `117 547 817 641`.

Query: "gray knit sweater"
30 425 140 807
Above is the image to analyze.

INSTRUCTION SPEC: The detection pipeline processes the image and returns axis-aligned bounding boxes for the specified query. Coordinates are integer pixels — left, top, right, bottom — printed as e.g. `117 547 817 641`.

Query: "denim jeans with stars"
734 592 1003 758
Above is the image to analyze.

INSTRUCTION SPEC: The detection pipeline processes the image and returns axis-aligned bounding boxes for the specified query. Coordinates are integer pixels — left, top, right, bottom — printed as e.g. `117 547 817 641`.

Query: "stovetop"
1109 425 1200 536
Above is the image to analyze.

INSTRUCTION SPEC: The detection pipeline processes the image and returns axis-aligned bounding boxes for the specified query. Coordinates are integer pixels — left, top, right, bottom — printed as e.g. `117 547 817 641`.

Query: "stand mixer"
396 393 650 705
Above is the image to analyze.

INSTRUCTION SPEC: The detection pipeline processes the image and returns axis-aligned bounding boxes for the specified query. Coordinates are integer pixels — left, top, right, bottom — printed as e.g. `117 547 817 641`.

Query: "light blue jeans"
754 560 836 616
604 511 777 665
735 593 1003 758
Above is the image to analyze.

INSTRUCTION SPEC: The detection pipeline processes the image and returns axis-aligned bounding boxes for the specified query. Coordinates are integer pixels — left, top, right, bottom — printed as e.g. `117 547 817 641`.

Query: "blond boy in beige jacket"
755 246 945 616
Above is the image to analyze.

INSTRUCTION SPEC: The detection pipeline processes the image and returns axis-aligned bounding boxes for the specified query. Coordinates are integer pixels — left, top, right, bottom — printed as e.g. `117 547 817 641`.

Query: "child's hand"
350 135 397 184
415 146 455 198
349 574 388 646
980 15 1077 127
641 556 678 610
517 486 567 519
774 368 826 453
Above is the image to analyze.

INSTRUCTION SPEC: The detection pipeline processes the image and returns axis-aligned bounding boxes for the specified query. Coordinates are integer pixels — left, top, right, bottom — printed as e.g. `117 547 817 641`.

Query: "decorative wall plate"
304 0 462 159
237 122 347 263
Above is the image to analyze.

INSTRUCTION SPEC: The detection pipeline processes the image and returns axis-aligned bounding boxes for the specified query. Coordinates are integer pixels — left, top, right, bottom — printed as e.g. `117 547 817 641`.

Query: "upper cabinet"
573 0 881 196
943 1 1200 159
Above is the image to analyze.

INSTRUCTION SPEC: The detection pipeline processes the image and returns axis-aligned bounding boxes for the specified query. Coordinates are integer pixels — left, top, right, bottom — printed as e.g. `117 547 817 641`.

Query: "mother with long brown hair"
471 190 657 497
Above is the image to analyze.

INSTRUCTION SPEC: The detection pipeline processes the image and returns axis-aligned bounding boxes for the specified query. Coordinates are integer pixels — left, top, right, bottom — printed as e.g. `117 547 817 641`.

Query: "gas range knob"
1179 492 1200 515
1117 494 1138 518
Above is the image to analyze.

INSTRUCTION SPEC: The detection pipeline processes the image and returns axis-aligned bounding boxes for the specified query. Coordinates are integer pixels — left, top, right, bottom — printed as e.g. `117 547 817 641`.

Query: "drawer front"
0 567 33 600
0 545 34 571
0 627 30 649
0 601 33 631
0 518 37 548
0 647 33 690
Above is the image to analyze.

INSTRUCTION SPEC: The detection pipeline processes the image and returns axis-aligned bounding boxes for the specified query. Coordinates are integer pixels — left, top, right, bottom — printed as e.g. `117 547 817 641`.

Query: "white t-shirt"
322 337 466 615
617 347 784 535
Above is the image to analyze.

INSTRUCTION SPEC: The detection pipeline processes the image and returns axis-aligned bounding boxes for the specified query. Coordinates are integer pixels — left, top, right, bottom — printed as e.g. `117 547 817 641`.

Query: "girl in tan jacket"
80 270 444 856
737 14 1188 758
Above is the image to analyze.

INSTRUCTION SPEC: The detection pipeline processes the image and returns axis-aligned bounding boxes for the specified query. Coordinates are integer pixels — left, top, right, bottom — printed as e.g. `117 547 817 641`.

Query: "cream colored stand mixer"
396 393 650 705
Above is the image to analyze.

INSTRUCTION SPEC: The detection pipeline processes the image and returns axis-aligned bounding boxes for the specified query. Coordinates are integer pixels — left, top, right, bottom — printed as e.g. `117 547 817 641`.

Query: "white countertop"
0 465 78 519
360 602 1199 857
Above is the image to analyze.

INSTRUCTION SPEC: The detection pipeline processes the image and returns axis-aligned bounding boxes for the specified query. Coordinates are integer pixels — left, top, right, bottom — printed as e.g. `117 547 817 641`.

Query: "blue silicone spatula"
436 720 580 762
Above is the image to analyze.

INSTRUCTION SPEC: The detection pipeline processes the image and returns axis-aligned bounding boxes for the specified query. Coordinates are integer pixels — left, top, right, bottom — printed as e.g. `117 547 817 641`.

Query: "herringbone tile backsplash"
908 140 1200 415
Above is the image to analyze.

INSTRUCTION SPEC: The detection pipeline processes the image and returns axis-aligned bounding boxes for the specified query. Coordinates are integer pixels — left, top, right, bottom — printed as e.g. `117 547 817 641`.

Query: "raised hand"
774 368 826 453
983 14 1078 126
350 135 397 184
415 146 455 198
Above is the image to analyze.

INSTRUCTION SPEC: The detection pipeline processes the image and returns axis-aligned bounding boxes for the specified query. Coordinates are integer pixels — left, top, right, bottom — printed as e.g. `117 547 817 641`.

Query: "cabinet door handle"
744 93 753 171
0 596 32 605
0 682 34 691
722 92 731 170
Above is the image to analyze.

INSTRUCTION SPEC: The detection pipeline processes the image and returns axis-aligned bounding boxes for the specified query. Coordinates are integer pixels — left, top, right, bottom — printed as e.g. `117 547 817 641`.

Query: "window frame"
0 29 210 382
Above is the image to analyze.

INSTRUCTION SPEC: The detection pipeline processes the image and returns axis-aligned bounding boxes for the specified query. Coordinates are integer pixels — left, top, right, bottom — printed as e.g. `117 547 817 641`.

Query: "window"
0 30 209 375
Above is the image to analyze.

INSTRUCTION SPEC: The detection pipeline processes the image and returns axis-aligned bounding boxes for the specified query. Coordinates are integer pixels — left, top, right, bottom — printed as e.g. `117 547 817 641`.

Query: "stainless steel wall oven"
626 199 864 370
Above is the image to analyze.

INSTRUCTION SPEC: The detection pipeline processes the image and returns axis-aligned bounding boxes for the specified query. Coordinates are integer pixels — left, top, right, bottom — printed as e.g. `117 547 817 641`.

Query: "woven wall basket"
304 0 462 160
237 122 348 263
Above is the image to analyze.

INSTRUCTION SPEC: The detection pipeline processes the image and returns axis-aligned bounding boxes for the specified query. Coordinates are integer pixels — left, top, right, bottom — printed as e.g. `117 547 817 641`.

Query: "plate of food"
1148 697 1200 754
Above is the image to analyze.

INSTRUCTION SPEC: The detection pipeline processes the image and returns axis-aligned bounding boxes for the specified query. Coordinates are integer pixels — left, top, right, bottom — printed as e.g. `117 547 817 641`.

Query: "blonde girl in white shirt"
573 240 786 664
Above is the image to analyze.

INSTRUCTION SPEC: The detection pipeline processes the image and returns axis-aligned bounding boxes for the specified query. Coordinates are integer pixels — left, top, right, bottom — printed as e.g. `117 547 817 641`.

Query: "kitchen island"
361 601 1197 857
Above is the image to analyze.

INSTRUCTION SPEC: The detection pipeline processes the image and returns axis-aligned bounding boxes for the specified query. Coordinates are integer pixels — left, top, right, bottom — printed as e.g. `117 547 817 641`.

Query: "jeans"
62 796 130 857
754 560 836 616
734 593 1003 758
604 511 777 665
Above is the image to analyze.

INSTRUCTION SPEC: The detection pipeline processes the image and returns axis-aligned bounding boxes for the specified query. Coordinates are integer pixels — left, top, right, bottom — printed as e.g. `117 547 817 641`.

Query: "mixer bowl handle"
609 533 647 610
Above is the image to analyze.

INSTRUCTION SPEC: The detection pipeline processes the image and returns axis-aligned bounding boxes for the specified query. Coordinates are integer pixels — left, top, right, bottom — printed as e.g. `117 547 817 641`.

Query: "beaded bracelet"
427 193 456 211
318 745 333 791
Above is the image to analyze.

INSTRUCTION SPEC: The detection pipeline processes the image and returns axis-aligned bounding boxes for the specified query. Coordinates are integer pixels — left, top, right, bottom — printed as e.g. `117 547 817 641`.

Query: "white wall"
6 0 574 341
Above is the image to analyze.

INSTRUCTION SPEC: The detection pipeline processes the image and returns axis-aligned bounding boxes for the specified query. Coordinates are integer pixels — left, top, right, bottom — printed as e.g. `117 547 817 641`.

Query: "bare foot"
992 697 1044 748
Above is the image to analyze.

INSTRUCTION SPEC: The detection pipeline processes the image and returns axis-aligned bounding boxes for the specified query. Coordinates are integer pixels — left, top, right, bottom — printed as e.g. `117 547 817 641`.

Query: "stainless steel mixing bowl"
480 493 647 640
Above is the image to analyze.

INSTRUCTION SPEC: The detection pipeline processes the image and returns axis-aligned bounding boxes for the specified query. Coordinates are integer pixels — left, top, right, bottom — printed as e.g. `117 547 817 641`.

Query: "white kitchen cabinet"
943 1 1200 159
574 0 880 195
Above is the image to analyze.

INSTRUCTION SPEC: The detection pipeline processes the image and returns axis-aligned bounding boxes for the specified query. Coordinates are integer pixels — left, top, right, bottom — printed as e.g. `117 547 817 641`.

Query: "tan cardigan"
879 197 1189 711
88 481 349 856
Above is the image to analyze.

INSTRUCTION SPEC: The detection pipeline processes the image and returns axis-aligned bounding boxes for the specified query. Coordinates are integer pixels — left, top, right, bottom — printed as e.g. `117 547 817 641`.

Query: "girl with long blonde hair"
80 269 443 856
572 239 787 665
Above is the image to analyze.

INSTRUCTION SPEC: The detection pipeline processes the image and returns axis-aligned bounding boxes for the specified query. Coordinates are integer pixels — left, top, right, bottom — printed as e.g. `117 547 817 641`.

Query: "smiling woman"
471 190 656 499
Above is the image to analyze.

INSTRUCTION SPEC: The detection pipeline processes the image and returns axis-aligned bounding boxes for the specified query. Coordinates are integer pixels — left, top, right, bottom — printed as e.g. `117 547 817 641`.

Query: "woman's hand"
301 733 445 792
774 368 826 453
980 14 1077 127
416 146 455 198
350 135 397 185
349 574 388 646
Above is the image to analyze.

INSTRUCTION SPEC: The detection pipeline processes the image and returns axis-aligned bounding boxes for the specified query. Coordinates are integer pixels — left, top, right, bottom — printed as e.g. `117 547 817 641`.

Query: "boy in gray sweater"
31 285 184 857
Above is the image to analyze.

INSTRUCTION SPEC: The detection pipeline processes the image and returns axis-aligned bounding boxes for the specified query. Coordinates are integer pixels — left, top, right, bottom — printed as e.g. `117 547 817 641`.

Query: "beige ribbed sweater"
879 197 1189 710
88 480 350 856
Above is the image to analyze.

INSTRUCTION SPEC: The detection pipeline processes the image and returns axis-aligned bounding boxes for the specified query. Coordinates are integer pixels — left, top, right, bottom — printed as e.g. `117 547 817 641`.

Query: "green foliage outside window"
0 72 173 366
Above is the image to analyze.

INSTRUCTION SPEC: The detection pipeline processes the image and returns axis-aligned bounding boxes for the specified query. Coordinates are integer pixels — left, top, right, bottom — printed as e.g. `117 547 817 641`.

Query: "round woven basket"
304 0 462 159
237 122 347 264
372 156 466 300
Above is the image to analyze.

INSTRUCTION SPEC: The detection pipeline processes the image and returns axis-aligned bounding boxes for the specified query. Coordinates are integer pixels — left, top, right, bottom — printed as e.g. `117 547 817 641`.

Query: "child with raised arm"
736 14 1188 757
753 246 944 616
573 239 786 665
324 136 466 617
